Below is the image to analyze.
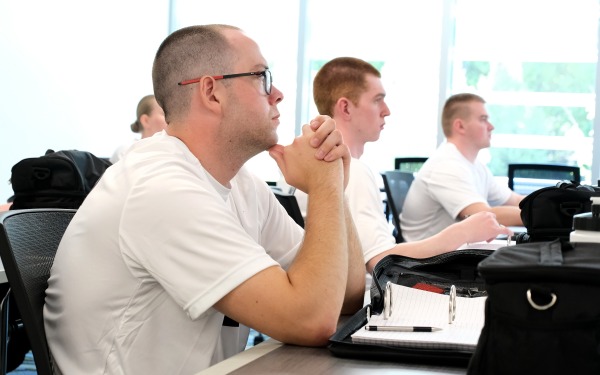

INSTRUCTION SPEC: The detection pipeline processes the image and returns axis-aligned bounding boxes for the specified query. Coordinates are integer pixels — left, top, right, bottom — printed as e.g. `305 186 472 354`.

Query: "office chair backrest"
507 163 581 195
0 209 76 375
272 190 305 228
381 171 415 243
394 157 428 173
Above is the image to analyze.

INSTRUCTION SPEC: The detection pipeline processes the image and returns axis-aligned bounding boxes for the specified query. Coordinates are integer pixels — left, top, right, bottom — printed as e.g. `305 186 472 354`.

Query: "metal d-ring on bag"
526 288 557 311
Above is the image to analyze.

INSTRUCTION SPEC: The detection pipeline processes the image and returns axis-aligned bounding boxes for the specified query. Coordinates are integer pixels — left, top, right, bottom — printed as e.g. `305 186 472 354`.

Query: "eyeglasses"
178 69 272 95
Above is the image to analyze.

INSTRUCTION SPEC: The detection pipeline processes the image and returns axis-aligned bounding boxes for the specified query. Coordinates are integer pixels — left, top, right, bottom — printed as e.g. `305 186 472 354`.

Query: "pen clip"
449 285 456 324
384 281 393 320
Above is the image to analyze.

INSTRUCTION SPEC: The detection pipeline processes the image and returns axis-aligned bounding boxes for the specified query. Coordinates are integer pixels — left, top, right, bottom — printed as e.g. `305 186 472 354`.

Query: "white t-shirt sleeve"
119 166 289 321
426 160 487 220
483 166 513 206
239 172 304 270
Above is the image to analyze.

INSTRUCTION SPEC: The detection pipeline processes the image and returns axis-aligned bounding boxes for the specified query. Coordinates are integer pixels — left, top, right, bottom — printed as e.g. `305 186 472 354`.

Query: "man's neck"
166 126 245 188
198 154 244 189
448 139 479 163
348 142 364 159
336 121 364 159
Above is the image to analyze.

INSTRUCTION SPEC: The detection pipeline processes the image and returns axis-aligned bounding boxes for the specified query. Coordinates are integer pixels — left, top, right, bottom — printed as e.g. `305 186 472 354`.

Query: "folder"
328 248 495 365
351 283 486 351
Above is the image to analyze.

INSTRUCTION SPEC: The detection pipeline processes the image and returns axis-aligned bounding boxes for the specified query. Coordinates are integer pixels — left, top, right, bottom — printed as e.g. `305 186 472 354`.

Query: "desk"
196 338 466 375
197 284 470 374
198 300 467 375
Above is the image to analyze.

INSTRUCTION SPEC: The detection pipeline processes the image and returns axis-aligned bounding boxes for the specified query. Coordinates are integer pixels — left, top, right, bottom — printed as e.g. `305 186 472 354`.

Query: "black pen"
365 325 442 332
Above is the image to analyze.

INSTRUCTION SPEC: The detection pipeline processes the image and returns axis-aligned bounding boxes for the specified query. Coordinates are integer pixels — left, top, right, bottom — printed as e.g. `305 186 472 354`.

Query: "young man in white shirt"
312 57 510 272
401 93 524 242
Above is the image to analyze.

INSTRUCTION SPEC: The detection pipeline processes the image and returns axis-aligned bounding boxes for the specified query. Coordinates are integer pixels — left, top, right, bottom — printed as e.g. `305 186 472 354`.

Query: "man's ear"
197 76 222 112
335 97 352 119
453 118 466 134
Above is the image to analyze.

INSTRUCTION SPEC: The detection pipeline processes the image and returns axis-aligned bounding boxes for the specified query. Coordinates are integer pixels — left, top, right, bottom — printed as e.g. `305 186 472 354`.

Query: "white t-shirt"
345 158 396 264
44 131 303 374
400 142 512 242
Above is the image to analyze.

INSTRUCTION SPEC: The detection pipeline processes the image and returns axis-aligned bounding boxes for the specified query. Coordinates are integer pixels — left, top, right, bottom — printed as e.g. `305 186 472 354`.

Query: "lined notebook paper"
351 284 486 351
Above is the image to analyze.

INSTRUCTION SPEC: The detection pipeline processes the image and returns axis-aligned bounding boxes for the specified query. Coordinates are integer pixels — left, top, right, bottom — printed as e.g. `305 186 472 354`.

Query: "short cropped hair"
441 93 485 137
152 24 240 124
313 57 381 117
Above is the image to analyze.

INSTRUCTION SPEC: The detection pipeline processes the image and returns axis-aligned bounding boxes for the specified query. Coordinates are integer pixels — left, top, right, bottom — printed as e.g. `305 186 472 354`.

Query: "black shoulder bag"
467 239 600 375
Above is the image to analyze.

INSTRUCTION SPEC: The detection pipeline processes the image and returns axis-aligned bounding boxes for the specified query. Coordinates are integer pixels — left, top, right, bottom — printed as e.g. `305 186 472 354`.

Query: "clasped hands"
269 115 350 193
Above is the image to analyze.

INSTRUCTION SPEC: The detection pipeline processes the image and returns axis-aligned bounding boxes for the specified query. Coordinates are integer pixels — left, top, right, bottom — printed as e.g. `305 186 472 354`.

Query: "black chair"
272 190 305 228
381 171 415 243
0 209 76 375
394 157 428 173
507 163 581 195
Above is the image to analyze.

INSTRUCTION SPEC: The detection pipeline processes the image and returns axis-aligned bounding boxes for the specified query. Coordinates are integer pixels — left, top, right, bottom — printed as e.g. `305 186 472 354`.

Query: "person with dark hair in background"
110 94 168 163
44 25 364 374
313 57 510 272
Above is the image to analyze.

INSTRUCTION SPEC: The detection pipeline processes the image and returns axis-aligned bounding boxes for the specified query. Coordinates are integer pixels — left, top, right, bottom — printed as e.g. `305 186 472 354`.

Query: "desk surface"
198 303 467 375
196 338 467 375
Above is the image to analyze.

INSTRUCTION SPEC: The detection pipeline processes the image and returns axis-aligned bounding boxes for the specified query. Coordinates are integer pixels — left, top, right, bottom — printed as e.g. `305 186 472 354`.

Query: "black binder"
328 249 493 366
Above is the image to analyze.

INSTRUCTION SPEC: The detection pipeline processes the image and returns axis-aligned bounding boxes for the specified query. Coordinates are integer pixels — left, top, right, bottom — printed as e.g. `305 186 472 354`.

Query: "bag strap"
539 239 564 266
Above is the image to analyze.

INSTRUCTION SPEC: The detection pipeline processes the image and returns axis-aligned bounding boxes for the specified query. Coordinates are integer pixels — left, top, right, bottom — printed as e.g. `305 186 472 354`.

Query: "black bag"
9 149 111 209
467 239 600 375
328 249 493 365
3 149 110 370
518 181 600 243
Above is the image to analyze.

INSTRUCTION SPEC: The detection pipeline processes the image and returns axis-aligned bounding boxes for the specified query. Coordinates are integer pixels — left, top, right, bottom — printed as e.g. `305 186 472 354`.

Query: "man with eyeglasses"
44 25 365 374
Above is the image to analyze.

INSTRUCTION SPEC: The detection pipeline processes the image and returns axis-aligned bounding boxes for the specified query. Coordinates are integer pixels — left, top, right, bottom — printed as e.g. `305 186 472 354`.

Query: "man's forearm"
340 199 367 314
288 179 348 321
491 206 523 226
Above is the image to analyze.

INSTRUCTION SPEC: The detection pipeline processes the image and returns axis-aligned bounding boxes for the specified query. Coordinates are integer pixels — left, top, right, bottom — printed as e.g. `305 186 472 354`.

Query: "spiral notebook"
351 283 486 351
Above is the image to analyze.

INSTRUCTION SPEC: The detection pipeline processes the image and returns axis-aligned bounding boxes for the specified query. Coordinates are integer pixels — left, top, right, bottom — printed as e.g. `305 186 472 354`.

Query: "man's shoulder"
348 158 380 187
110 139 138 163
418 152 460 174
349 157 371 173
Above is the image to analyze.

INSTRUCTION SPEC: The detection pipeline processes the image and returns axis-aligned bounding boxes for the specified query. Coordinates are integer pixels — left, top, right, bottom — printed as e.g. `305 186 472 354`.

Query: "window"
302 0 445 171
3 1 599 202
449 0 598 182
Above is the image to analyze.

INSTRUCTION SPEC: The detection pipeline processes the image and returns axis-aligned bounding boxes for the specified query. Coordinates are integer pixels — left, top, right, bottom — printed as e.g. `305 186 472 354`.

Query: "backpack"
9 149 112 209
517 180 600 243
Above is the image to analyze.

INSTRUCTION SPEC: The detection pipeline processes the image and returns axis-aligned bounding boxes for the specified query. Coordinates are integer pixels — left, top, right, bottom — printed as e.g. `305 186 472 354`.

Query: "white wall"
0 0 170 201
